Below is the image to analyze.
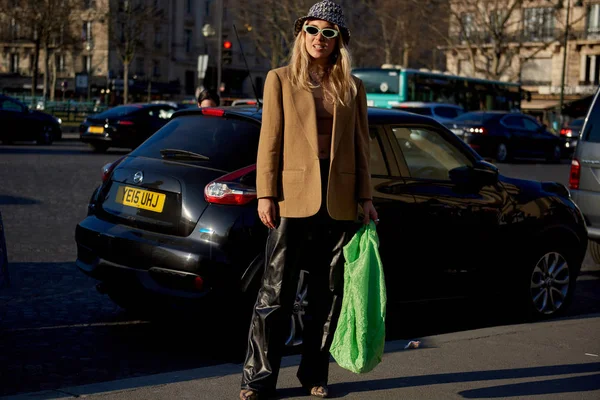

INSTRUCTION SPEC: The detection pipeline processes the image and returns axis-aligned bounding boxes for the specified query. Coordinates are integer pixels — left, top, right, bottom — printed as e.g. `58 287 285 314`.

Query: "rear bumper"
75 215 229 299
570 189 600 240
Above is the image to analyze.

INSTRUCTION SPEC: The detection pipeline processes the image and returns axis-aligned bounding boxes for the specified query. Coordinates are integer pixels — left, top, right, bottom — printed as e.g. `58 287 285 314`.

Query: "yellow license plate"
88 126 104 134
117 186 166 213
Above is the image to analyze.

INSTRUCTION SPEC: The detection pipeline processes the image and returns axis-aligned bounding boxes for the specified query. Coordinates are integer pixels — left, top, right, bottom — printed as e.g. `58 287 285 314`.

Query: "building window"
153 60 160 77
459 13 475 41
523 7 555 41
205 0 210 17
83 0 96 8
588 4 600 39
10 53 19 73
583 55 600 85
186 0 192 13
10 18 19 39
29 54 34 72
55 54 66 72
82 21 93 42
184 29 193 53
82 55 92 73
154 28 162 48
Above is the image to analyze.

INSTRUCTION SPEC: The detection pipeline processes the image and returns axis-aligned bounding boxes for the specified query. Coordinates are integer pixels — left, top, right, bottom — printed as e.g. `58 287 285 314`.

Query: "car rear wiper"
160 148 210 160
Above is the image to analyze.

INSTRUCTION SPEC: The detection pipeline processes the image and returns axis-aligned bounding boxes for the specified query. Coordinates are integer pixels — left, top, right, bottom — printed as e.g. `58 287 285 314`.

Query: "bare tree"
352 0 438 67
234 0 312 69
437 0 585 81
108 0 163 104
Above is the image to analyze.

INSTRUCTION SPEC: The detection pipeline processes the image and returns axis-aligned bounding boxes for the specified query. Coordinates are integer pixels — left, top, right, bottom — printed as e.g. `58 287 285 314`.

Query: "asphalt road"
0 141 598 397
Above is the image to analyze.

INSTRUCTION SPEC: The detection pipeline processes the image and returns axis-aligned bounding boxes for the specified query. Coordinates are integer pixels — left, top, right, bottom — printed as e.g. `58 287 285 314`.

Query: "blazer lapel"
291 87 319 157
331 101 352 160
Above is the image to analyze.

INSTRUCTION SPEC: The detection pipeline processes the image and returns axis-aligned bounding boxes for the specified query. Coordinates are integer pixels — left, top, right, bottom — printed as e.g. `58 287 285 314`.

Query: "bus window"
353 70 399 94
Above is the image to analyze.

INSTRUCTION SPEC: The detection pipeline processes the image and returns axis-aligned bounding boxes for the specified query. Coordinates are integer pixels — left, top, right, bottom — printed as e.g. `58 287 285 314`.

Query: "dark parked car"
79 103 177 152
560 117 586 154
445 111 563 163
0 94 62 145
75 107 587 345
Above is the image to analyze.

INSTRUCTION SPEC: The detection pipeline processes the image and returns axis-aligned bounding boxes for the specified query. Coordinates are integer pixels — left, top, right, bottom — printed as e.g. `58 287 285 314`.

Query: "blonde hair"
289 23 357 106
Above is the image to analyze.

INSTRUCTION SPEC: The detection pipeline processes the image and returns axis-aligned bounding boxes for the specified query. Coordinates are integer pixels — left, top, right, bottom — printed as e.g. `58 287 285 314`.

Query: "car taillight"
560 128 573 136
102 156 126 183
467 127 487 135
204 164 257 205
569 159 580 190
201 108 225 117
117 120 134 125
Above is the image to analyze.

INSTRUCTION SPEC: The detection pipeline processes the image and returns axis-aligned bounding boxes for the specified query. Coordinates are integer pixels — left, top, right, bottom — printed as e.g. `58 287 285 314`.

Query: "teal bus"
352 67 522 112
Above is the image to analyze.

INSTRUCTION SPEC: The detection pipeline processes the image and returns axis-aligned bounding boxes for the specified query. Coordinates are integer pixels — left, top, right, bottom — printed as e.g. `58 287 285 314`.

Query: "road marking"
585 353 598 357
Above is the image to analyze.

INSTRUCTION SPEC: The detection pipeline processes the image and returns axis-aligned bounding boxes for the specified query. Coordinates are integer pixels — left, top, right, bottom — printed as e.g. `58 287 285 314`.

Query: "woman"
197 89 220 107
240 1 378 399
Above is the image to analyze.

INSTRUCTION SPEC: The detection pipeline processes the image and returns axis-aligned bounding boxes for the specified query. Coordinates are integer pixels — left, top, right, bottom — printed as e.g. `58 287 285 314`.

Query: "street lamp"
557 0 584 123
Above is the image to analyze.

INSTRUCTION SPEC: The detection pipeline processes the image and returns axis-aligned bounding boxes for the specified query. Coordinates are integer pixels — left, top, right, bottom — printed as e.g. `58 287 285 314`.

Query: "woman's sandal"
239 389 259 400
306 385 329 398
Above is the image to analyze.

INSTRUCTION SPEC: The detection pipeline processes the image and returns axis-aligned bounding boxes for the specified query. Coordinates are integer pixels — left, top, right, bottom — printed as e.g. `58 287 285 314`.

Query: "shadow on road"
0 195 41 205
282 363 600 399
0 260 598 397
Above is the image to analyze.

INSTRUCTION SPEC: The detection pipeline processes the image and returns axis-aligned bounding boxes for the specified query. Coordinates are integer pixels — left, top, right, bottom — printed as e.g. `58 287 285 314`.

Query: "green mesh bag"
330 221 386 374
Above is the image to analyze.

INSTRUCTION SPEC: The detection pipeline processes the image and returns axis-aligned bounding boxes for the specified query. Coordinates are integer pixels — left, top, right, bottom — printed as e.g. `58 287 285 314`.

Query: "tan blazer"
256 66 372 221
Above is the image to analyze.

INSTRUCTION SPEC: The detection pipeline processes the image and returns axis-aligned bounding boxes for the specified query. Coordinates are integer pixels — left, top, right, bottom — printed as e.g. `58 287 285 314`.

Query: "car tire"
495 142 509 163
516 243 577 320
90 143 109 153
36 125 54 145
590 240 600 265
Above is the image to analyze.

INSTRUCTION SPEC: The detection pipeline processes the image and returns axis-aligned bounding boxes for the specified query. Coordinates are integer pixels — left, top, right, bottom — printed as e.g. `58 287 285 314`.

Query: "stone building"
444 0 600 122
0 0 269 103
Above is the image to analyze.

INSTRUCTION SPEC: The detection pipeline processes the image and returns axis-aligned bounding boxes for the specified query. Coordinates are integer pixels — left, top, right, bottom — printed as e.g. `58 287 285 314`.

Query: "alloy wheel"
285 269 309 346
530 252 570 315
496 143 508 162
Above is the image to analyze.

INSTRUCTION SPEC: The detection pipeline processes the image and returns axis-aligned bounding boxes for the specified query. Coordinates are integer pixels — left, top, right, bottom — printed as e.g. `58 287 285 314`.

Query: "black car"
0 94 62 145
75 107 587 344
79 103 177 152
444 111 563 163
560 117 586 154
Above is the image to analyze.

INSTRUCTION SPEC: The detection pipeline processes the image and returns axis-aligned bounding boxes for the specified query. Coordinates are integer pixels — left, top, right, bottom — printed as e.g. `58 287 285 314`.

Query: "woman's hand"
258 198 278 229
361 200 379 225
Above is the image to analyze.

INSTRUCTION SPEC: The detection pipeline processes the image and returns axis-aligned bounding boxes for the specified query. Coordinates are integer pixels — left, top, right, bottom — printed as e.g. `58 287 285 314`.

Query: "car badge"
133 171 144 184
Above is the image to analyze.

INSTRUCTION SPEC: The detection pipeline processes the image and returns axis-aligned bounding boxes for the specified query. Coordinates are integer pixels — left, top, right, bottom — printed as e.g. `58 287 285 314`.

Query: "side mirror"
472 160 499 185
449 160 499 187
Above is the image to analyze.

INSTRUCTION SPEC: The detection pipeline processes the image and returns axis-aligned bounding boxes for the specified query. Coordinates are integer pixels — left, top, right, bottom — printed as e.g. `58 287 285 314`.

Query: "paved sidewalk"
5 315 600 400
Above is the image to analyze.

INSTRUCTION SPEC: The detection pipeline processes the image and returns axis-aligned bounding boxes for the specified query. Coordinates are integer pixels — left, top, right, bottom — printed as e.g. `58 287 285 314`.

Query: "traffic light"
222 40 232 65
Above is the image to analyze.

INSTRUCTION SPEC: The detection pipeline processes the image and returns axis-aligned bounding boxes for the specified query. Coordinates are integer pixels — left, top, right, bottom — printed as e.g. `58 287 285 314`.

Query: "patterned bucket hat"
294 0 350 44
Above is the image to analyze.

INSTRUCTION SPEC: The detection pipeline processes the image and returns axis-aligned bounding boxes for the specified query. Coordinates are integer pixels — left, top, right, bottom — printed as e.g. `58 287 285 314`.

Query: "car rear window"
94 105 143 118
453 112 499 124
569 118 585 127
130 114 260 171
400 107 433 116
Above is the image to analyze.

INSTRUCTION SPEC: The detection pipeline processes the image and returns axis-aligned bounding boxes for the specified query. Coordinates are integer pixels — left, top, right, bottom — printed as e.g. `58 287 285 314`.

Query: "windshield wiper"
160 148 210 160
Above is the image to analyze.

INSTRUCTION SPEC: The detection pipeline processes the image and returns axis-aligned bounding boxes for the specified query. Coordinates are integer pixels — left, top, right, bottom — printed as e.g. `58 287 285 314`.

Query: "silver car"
570 87 600 264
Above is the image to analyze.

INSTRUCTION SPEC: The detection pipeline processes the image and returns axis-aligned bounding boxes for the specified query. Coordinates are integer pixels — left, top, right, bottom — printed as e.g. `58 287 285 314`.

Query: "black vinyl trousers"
241 159 354 394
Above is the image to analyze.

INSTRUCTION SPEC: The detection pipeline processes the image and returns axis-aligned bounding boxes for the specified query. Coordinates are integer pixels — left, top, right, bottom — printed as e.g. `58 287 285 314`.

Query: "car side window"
392 126 472 181
369 126 389 176
0 99 24 112
582 93 600 143
157 107 175 120
503 116 524 128
522 117 540 132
